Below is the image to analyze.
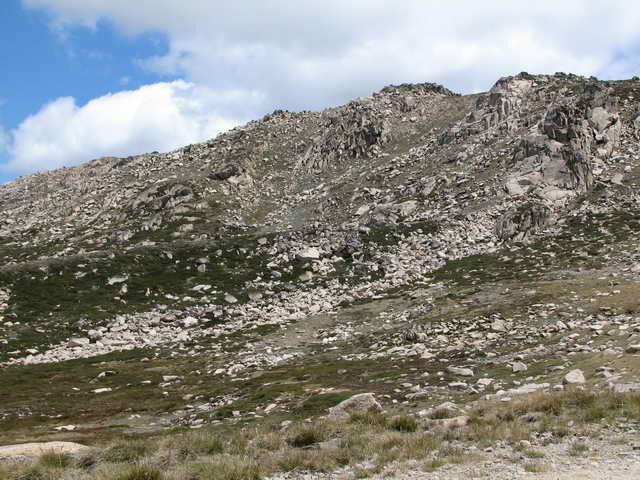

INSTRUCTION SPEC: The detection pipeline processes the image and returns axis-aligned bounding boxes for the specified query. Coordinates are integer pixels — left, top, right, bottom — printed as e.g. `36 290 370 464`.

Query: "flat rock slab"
0 441 90 460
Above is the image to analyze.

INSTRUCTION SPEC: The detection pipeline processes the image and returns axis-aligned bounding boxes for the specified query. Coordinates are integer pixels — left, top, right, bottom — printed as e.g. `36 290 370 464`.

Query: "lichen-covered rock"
368 200 417 225
209 160 244 181
0 288 9 314
297 102 391 172
496 204 551 241
443 73 533 141
563 369 586 385
327 393 382 421
132 183 194 212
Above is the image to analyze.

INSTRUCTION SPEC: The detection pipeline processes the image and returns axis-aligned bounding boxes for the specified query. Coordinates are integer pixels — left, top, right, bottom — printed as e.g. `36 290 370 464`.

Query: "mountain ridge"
1 72 640 478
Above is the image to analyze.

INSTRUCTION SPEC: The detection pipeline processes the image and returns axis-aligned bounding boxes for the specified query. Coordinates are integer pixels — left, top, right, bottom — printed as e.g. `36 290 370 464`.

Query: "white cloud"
0 126 9 152
2 81 259 175
7 0 640 175
23 0 640 104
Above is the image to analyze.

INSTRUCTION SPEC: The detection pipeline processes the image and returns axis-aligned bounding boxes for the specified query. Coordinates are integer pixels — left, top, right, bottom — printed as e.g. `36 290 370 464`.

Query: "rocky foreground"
0 72 640 479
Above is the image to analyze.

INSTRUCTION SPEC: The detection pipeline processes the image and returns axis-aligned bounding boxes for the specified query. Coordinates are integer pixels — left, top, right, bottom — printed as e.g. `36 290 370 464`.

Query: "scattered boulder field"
1 72 640 478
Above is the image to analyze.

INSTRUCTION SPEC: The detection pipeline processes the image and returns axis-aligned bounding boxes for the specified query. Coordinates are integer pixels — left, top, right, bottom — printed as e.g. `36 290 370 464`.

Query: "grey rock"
511 361 528 373
496 204 551 241
446 366 474 377
68 337 90 348
610 383 640 393
625 344 640 354
327 393 382 421
0 442 91 460
563 369 586 385
224 294 238 304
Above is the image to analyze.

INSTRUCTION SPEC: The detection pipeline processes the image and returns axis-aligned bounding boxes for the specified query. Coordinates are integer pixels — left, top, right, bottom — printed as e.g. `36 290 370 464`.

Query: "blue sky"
1 0 639 183
0 0 167 127
0 0 173 181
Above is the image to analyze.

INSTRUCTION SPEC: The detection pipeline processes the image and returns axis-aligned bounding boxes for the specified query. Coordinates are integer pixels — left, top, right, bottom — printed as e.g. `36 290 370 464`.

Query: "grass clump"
422 458 447 471
349 411 388 428
523 449 545 459
288 425 327 448
429 407 458 420
3 390 637 480
174 431 225 457
113 464 163 480
437 445 467 464
389 415 419 433
273 449 341 473
101 441 149 463
568 440 589 457
524 461 548 473
189 456 262 480
37 452 72 469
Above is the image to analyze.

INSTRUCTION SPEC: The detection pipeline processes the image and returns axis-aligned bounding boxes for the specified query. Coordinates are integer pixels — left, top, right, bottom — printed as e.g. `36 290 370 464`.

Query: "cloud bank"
2 81 258 175
6 0 640 176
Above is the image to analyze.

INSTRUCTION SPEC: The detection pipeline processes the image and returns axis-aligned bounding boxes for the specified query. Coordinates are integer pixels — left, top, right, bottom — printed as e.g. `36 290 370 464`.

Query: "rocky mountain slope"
1 72 640 478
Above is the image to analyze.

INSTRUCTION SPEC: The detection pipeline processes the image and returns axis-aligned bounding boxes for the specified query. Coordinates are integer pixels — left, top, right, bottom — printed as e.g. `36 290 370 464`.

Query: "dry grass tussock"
1 390 638 480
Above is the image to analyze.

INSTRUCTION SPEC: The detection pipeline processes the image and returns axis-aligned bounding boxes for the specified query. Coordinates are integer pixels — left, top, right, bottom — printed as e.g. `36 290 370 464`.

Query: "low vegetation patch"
388 415 419 432
524 461 548 473
1 390 638 480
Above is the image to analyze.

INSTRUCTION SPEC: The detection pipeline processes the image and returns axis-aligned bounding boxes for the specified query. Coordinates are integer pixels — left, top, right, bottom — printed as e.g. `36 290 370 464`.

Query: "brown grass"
2 390 638 480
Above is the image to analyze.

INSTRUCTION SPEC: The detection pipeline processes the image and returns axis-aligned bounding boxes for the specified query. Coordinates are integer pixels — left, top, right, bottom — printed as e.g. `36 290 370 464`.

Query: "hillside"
1 72 640 479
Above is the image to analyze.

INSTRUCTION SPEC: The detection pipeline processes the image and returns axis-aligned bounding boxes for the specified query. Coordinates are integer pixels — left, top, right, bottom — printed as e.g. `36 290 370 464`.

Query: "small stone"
448 381 468 390
299 271 313 282
92 388 112 394
512 361 528 373
182 316 199 328
625 344 640 354
54 425 76 432
87 329 103 340
563 369 586 385
298 247 321 259
107 274 128 285
68 337 90 348
248 292 263 302
518 439 532 449
446 366 474 377
491 319 506 332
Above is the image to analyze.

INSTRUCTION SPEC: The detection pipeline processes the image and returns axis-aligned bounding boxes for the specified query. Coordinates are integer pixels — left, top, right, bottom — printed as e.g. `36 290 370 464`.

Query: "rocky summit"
1 72 640 479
